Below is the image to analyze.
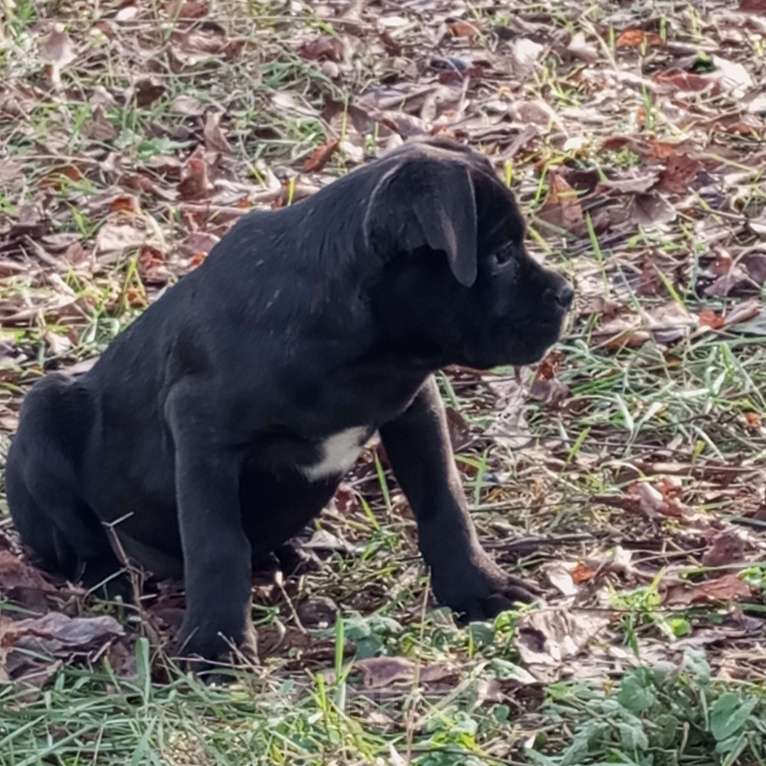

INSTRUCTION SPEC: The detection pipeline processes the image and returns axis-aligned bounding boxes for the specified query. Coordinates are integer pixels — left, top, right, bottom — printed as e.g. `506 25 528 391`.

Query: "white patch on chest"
300 427 368 481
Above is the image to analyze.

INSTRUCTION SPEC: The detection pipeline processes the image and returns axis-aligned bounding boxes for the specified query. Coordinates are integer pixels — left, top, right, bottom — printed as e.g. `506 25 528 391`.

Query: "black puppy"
5 137 572 662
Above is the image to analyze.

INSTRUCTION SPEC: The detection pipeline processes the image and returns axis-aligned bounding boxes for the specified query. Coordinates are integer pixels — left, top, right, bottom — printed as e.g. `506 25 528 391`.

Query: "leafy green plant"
528 650 766 765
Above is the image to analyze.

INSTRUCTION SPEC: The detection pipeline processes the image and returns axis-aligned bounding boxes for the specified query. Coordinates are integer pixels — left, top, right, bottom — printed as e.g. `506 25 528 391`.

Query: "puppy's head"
364 137 573 369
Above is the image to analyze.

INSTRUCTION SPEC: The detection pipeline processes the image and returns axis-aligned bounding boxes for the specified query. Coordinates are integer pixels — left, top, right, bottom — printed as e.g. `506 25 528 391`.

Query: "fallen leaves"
0 551 54 611
177 146 214 200
515 607 611 670
1 612 126 686
40 27 77 87
95 221 147 253
616 29 664 48
629 192 677 226
657 153 702 194
538 172 584 234
664 574 753 606
303 139 341 172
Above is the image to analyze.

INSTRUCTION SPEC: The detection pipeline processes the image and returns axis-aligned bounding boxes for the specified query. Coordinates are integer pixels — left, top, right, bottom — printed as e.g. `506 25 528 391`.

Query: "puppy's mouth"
494 314 568 366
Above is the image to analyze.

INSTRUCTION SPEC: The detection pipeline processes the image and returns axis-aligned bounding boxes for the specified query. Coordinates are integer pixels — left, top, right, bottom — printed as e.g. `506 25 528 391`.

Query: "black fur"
5 137 573 662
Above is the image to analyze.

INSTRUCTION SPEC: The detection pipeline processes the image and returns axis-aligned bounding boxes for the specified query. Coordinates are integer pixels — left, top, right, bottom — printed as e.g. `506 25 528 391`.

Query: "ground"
1 1 766 764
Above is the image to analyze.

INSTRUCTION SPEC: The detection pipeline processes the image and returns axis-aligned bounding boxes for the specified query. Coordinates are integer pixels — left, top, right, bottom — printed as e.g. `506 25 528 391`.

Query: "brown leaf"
39 28 76 85
703 530 748 567
448 19 480 40
298 36 343 62
109 194 141 215
636 481 688 519
741 0 766 11
1 613 124 657
7 204 48 239
39 164 85 191
657 153 702 194
593 315 651 350
84 104 118 141
170 94 205 116
705 266 749 298
177 146 213 200
135 77 166 107
629 193 676 226
571 562 597 584
347 657 458 689
529 377 570 407
699 309 725 330
171 0 209 19
565 32 599 64
0 159 23 183
664 573 752 606
538 172 584 234
616 29 663 48
203 111 233 154
95 222 146 253
353 656 414 688
654 69 715 92
515 607 611 667
0 551 53 611
743 252 766 283
177 231 220 260
601 170 659 194
303 139 340 172
724 299 761 326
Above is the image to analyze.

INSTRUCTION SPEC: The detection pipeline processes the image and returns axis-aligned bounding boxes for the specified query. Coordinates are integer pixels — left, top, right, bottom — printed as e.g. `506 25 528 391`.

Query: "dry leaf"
203 111 233 154
724 299 761 326
601 170 659 194
511 38 544 75
699 309 725 329
702 530 748 568
298 36 343 62
178 146 213 199
171 94 205 116
740 0 766 12
303 139 340 172
85 104 118 141
96 222 146 253
664 574 752 606
39 28 76 87
134 77 165 107
629 193 677 226
515 607 611 667
712 56 754 97
616 29 663 48
566 32 598 64
654 69 715 92
657 153 702 194
0 551 53 611
448 20 480 41
538 172 584 234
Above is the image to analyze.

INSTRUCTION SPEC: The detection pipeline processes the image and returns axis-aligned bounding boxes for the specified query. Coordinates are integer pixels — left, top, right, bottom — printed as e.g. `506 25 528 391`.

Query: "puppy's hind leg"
5 376 126 597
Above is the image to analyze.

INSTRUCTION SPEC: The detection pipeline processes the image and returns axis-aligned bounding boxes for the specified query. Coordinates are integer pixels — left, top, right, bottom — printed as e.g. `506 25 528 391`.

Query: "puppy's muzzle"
545 283 574 310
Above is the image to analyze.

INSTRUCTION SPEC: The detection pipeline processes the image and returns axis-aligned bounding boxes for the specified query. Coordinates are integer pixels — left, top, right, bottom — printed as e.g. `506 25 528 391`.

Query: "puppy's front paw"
432 555 539 622
175 618 257 675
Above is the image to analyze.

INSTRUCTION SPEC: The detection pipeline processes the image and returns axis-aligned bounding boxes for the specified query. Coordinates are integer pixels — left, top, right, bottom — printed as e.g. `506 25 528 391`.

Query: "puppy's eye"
490 243 516 267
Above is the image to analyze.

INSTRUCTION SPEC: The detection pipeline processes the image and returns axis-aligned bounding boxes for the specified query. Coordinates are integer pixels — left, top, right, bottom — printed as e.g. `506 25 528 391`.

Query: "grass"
2 0 766 763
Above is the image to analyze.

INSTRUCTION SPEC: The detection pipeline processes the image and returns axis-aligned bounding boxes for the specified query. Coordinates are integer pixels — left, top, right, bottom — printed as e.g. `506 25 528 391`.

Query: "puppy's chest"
299 426 370 480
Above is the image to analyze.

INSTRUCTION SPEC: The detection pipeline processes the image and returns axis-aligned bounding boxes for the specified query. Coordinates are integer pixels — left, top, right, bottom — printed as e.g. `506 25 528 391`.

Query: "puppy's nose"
546 284 574 310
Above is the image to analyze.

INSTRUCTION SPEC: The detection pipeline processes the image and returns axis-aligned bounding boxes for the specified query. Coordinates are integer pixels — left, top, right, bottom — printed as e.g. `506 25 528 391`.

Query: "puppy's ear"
364 159 478 287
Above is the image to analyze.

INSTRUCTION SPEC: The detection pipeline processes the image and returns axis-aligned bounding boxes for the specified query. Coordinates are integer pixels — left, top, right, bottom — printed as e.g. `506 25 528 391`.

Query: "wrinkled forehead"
471 166 526 245
383 139 526 244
